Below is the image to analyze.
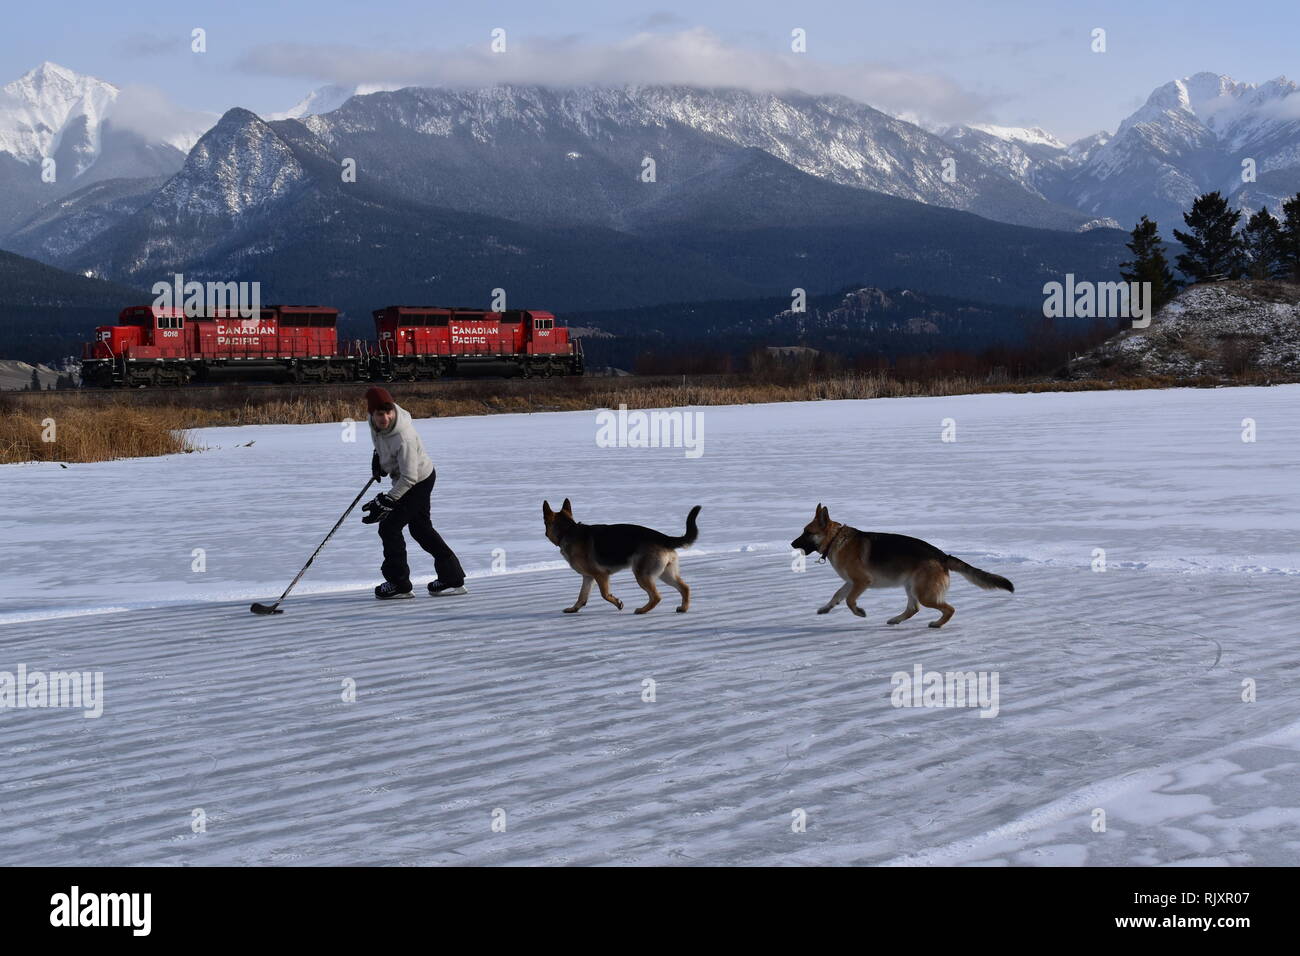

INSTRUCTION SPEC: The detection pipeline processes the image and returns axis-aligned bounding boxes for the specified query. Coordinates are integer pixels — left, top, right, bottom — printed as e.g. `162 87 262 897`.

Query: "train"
79 304 584 387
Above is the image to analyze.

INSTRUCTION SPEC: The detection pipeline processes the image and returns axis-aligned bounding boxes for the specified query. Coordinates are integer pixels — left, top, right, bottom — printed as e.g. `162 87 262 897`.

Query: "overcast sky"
3 0 1297 141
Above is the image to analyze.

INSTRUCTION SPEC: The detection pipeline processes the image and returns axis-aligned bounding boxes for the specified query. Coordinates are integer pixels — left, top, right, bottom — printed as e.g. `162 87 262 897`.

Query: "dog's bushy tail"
663 505 701 548
946 555 1014 593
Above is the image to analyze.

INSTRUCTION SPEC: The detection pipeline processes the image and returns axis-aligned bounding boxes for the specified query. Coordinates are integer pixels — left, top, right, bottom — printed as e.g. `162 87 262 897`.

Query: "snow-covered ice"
1 386 1298 865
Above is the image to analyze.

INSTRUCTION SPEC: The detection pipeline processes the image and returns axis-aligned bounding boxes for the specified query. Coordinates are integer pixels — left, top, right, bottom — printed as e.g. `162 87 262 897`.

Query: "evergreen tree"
28 368 40 391
1278 193 1300 281
1119 216 1178 312
1173 191 1246 281
1240 206 1286 279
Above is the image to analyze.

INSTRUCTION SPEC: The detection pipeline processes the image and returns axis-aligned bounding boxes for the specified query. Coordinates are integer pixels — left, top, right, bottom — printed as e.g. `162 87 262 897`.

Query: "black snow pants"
378 470 466 589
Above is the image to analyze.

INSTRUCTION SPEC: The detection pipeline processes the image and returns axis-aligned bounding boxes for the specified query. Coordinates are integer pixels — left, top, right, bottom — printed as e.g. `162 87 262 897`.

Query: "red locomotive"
81 304 354 387
80 304 584 387
368 306 579 381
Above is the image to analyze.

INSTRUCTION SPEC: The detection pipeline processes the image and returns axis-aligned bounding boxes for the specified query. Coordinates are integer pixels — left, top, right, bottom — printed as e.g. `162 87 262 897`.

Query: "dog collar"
816 526 843 562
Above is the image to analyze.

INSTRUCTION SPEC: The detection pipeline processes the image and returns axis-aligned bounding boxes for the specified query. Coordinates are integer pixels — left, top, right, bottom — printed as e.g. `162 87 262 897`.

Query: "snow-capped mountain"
933 123 1117 229
154 108 313 221
1067 131 1111 163
9 103 1125 314
7 64 1300 247
44 107 347 278
0 62 216 237
268 83 402 120
966 124 1068 151
293 84 1096 231
1064 72 1300 227
0 61 117 174
9 66 1300 317
938 123 1071 196
938 74 1300 231
0 61 213 163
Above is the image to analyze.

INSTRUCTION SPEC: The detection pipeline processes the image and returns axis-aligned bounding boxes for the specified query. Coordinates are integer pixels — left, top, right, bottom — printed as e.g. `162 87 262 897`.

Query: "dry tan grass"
1 369 1290 464
0 399 195 464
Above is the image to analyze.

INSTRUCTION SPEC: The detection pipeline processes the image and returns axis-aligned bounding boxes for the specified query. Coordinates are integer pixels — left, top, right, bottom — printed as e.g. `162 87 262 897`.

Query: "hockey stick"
250 477 376 615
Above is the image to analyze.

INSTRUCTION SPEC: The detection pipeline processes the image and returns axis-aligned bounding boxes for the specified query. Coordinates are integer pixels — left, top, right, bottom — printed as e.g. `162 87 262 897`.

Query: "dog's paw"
928 620 945 629
887 617 902 625
614 599 624 610
817 606 832 615
850 606 866 618
563 606 580 614
676 606 687 613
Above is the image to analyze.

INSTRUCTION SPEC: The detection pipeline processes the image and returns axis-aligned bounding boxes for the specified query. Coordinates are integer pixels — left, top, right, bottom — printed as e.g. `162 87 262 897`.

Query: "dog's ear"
815 503 827 524
543 500 553 520
561 498 573 516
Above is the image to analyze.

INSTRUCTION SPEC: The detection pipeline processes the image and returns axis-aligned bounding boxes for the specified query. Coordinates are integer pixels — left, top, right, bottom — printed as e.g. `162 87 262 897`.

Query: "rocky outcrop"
1069 280 1300 378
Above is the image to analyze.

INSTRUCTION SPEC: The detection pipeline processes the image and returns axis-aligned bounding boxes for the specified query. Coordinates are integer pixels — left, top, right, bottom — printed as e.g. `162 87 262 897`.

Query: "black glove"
371 453 385 482
361 492 398 524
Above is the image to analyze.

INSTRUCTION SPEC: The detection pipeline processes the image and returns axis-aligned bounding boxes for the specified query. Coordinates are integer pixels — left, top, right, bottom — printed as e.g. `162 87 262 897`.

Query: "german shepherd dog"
543 499 700 614
791 504 1013 628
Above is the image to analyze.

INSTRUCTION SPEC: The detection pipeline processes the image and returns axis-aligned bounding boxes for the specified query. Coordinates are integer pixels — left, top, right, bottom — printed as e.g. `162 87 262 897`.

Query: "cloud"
1257 82 1300 121
235 28 994 125
108 84 218 151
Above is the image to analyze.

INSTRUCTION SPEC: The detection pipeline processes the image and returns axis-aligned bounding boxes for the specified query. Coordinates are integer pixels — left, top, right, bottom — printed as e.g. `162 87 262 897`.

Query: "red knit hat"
365 386 395 413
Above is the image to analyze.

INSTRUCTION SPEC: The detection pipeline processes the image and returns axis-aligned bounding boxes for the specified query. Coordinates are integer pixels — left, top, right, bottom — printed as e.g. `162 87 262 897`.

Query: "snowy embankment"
1 386 1298 865
1073 281 1300 379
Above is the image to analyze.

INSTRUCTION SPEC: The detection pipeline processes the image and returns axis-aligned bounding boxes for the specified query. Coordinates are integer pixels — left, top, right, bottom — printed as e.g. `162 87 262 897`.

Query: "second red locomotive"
367 306 579 381
81 304 584 387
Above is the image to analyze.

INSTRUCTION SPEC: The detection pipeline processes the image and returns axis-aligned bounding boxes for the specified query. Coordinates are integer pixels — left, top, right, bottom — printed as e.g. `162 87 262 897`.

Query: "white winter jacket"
369 404 434 500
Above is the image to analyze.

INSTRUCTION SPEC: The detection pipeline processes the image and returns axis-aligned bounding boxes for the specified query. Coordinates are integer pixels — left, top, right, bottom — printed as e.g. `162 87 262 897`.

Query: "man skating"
362 386 468 600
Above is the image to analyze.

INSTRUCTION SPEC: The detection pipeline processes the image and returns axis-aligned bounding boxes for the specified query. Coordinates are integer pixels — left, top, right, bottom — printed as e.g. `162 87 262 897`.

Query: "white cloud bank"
237 27 995 125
